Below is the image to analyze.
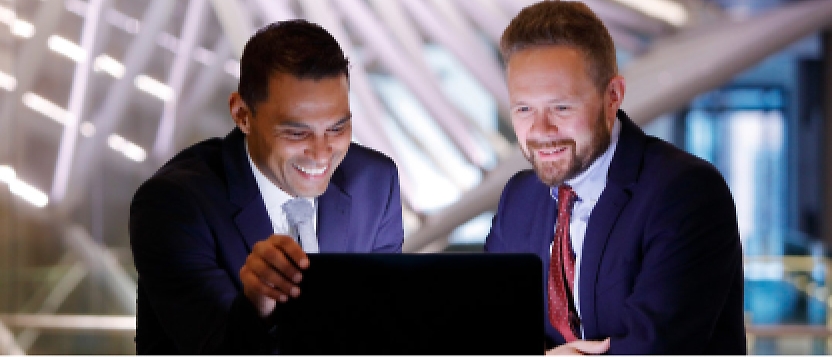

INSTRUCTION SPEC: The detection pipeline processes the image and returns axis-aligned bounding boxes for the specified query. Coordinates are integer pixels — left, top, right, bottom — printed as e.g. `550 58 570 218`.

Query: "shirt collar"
551 116 622 203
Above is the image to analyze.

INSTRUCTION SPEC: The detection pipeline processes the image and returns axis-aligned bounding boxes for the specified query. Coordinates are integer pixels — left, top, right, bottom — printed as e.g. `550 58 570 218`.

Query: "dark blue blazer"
129 128 404 354
485 111 746 354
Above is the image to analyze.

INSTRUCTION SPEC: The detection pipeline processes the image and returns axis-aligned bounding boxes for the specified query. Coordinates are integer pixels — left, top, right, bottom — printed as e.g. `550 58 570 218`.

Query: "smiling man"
129 20 403 354
485 1 746 355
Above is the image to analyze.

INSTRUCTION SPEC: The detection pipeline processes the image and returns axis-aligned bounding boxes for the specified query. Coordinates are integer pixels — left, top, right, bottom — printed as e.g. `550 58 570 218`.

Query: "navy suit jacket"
129 128 404 354
485 111 746 354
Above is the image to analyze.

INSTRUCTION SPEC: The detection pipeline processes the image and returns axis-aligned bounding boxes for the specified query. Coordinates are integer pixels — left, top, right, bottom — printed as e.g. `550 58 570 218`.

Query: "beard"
524 108 612 187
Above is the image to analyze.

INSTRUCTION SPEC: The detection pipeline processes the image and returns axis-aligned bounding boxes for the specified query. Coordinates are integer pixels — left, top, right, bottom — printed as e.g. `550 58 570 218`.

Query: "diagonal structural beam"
174 38 233 153
252 0 294 25
0 318 23 355
62 224 136 314
403 0 513 159
60 0 174 212
366 0 479 190
334 0 492 168
621 0 832 125
405 0 509 114
16 260 88 351
451 0 510 46
152 0 207 163
0 0 63 166
208 0 252 59
52 0 110 202
404 0 832 252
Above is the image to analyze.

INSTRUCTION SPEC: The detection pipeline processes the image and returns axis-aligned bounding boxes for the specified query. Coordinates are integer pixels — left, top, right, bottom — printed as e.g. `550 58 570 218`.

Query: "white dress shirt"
245 143 318 252
550 117 621 335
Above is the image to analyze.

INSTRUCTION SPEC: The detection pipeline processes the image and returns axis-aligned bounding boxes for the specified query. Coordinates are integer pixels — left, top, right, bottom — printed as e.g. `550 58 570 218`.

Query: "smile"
538 147 567 155
293 164 327 176
535 145 568 159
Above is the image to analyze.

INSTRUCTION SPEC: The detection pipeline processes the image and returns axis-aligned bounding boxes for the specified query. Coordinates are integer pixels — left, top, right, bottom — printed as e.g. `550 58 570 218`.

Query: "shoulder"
641 137 727 192
502 169 548 199
132 137 227 204
336 142 399 181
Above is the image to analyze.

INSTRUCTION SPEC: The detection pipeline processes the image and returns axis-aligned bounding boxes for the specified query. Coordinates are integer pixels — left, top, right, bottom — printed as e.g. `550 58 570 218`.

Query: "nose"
305 135 332 164
528 108 559 139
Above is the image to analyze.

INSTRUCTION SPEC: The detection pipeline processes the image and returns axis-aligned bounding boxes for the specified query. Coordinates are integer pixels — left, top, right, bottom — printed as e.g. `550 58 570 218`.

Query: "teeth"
295 164 326 175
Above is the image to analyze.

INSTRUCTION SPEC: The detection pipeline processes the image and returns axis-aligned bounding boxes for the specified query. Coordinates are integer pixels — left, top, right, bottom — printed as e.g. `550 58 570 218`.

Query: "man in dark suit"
129 20 403 354
485 1 745 354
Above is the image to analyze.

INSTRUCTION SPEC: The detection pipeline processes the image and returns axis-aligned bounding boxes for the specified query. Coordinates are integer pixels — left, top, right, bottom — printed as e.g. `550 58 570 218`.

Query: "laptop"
272 253 544 355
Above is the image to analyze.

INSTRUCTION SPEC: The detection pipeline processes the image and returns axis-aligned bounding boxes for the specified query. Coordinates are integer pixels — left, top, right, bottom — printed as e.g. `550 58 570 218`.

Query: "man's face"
507 46 620 187
231 72 352 198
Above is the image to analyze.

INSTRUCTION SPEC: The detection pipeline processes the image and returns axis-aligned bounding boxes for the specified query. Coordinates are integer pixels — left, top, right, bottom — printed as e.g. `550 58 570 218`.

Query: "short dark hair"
500 0 617 92
238 19 350 114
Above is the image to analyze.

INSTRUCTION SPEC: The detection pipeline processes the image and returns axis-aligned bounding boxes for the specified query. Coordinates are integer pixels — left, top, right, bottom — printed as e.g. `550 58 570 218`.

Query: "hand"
546 338 610 355
240 234 309 318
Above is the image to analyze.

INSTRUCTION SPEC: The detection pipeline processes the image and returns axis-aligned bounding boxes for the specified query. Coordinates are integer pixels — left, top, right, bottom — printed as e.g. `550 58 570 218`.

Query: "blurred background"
0 0 831 354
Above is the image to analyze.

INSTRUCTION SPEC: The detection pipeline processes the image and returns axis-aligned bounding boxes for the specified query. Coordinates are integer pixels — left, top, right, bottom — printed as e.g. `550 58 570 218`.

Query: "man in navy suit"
129 20 403 354
485 1 745 354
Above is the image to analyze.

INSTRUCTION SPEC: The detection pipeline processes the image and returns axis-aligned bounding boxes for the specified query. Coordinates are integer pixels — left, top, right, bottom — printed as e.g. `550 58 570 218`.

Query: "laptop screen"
272 253 543 354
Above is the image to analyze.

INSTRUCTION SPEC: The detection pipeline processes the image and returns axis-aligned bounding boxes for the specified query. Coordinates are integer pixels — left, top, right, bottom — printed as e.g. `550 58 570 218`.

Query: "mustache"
526 138 575 151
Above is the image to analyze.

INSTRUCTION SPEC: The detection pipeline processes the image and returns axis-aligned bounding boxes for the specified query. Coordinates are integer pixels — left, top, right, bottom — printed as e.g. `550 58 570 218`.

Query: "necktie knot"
282 198 319 253
557 184 577 215
283 198 314 226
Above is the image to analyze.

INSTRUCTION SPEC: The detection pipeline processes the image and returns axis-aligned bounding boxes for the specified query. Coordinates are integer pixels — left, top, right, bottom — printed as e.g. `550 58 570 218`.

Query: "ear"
605 75 626 123
229 92 252 135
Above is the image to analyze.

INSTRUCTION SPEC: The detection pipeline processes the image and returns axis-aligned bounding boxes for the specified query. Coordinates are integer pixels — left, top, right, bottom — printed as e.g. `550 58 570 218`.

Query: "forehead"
507 46 589 79
506 46 596 97
256 72 350 123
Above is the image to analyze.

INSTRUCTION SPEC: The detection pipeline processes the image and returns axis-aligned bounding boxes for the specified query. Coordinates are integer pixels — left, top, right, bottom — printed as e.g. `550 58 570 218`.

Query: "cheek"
511 119 530 143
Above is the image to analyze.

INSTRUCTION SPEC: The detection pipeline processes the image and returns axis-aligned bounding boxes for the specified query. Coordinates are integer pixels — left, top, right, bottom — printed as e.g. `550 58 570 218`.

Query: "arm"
370 160 405 253
608 166 744 354
130 178 283 354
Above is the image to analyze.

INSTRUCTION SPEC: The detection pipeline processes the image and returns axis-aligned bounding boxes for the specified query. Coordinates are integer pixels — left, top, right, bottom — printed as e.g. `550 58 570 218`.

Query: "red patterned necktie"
547 184 580 342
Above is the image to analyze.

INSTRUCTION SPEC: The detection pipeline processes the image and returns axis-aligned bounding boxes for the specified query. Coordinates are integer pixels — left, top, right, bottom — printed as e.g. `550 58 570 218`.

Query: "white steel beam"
174 39 233 152
59 0 174 212
334 0 492 168
52 0 109 203
208 0 252 59
0 319 23 355
0 314 135 332
152 0 208 163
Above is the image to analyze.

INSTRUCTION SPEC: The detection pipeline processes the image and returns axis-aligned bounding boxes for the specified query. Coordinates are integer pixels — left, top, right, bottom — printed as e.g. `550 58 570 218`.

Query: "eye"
554 105 570 111
513 106 532 115
328 125 345 134
282 130 309 140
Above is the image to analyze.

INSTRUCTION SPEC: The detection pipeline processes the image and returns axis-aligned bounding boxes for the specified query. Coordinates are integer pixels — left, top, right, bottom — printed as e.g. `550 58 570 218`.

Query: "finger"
271 235 310 270
571 338 610 355
240 264 288 303
244 253 299 298
256 239 304 284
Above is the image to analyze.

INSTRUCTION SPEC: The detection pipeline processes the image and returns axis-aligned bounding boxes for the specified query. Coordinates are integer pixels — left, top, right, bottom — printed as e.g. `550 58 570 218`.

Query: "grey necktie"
282 198 319 253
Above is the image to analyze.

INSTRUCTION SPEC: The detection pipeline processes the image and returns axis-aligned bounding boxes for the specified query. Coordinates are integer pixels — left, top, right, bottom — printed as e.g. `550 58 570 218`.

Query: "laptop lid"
273 253 543 355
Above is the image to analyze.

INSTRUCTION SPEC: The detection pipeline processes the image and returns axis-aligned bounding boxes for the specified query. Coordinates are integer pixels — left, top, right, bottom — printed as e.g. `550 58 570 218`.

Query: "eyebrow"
277 113 352 130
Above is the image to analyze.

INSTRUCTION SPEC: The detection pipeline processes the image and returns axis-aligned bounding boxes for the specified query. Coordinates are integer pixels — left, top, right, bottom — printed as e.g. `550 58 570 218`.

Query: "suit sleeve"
370 160 404 253
607 166 744 354
130 178 273 354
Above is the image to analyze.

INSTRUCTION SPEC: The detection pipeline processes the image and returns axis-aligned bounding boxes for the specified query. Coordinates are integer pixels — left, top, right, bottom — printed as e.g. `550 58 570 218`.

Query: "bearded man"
485 1 746 354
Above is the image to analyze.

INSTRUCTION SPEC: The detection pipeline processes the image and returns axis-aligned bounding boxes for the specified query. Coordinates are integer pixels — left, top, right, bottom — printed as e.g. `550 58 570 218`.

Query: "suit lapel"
223 128 273 251
316 169 352 252
579 111 644 338
579 185 630 337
